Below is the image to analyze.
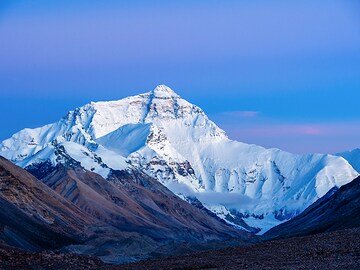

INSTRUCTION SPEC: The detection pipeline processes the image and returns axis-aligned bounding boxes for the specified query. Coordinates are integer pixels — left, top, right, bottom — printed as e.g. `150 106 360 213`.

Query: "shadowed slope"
35 163 247 242
0 156 91 250
266 176 360 238
25 155 249 262
1 154 249 263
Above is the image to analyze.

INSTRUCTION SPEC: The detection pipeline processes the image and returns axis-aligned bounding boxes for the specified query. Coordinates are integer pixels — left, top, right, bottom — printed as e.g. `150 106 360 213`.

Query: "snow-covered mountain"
1 85 358 233
336 149 360 173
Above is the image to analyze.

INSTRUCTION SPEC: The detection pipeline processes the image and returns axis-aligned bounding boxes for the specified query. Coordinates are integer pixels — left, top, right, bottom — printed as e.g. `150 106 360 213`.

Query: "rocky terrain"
0 156 90 251
116 228 360 270
1 228 359 269
116 174 360 269
0 155 246 264
0 248 105 270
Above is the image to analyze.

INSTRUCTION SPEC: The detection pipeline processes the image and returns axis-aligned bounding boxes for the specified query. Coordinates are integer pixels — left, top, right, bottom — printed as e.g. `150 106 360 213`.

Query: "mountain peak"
151 85 179 98
1 85 359 234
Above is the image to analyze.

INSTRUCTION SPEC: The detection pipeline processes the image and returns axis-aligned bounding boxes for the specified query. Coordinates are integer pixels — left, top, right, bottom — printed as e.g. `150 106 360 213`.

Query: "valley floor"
0 248 104 269
1 228 359 269
115 227 360 270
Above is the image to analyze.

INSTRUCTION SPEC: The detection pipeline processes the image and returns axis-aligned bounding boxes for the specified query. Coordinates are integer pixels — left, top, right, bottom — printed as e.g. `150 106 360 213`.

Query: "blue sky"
1 0 360 154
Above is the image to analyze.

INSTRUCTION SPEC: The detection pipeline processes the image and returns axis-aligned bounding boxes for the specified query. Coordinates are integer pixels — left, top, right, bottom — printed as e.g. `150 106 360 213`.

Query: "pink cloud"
221 110 260 118
246 124 324 136
222 121 360 154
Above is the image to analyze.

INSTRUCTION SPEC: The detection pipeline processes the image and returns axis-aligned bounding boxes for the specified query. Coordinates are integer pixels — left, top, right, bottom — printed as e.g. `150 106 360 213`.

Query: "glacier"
1 85 358 233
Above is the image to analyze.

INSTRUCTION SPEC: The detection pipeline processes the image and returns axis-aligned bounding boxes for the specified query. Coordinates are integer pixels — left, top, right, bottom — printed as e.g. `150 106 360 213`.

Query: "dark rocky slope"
0 156 92 251
1 155 249 263
34 163 248 262
266 175 360 238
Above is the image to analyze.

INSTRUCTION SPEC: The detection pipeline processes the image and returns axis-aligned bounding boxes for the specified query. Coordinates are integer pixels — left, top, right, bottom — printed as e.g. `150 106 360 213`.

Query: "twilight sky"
1 0 360 154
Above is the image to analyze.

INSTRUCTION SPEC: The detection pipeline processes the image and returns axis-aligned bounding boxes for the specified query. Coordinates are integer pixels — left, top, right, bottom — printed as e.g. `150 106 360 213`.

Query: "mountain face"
0 156 89 251
266 175 360 239
0 155 244 263
0 85 358 233
337 149 360 172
